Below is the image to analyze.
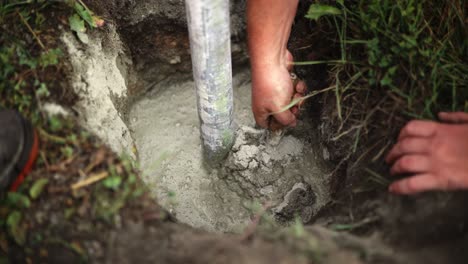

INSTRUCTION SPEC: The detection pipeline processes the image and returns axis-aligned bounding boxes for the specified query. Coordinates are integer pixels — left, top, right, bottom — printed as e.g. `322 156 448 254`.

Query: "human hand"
251 51 307 130
385 112 468 195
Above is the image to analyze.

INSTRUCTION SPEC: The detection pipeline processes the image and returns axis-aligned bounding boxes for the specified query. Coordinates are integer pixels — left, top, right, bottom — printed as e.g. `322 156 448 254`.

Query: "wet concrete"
128 70 332 232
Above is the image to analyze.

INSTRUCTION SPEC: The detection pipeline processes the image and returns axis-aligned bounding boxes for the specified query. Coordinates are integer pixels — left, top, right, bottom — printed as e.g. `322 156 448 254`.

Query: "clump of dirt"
61 28 134 156
222 125 331 224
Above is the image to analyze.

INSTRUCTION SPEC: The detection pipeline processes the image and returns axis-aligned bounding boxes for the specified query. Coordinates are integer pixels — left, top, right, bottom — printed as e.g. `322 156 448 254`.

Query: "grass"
0 0 101 121
299 0 467 166
0 2 152 261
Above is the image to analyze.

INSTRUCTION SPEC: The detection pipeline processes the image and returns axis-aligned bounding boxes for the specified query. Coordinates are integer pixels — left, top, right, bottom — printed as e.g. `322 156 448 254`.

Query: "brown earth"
2 1 468 263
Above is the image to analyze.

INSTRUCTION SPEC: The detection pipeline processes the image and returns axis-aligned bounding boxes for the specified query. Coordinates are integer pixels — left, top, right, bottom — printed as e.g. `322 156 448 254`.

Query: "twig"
71 171 109 190
17 11 46 50
48 154 77 172
40 150 50 170
38 128 67 144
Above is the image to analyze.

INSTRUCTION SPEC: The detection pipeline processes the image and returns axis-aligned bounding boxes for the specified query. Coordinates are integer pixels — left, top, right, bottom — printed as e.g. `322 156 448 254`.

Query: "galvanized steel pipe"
185 0 235 162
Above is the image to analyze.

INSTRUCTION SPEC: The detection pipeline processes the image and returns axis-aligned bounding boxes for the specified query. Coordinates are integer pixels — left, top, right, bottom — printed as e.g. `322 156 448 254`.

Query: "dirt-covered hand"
385 112 468 195
251 51 306 130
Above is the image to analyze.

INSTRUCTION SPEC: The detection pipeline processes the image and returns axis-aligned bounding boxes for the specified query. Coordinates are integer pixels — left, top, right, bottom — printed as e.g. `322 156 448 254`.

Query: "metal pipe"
185 0 235 162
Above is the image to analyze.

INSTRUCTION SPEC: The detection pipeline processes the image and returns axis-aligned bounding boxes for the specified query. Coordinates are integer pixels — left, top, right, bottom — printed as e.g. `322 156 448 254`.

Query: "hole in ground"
128 69 333 232
63 25 333 233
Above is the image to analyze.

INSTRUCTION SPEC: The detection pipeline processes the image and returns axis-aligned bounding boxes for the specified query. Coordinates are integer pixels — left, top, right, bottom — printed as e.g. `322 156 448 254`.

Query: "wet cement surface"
129 70 332 232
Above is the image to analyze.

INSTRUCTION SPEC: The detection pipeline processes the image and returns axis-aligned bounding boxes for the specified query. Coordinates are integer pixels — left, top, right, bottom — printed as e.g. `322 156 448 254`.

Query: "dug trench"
55 1 468 263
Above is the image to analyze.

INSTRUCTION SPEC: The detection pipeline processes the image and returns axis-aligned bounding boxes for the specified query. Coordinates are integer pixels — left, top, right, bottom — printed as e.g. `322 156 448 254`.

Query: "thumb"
272 110 296 127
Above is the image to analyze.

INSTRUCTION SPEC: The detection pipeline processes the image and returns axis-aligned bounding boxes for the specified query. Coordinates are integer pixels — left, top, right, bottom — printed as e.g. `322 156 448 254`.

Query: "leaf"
39 48 63 67
6 192 31 209
305 4 342 21
36 83 50 98
102 176 122 189
127 174 136 184
61 146 74 158
17 47 37 69
49 116 63 132
380 72 393 87
6 211 21 229
69 14 85 33
74 2 96 28
29 178 49 199
7 211 26 246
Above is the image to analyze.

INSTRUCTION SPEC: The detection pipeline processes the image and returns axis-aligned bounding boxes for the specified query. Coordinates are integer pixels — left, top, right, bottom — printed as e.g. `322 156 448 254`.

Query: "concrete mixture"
129 70 332 232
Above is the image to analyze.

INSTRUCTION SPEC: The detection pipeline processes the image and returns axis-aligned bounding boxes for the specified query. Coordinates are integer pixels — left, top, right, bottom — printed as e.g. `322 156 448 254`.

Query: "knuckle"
399 156 415 170
399 138 414 151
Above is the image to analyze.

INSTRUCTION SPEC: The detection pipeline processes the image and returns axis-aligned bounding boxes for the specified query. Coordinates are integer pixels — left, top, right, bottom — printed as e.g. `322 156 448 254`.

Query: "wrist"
250 48 288 70
247 0 298 70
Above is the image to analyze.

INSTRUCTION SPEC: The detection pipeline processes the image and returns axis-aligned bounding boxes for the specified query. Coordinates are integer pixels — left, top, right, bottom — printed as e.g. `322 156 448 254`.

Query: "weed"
300 0 467 176
0 0 101 120
330 216 379 231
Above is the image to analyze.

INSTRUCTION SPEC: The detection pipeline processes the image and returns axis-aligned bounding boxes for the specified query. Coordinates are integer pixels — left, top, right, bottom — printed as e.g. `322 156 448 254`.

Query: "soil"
2 1 468 263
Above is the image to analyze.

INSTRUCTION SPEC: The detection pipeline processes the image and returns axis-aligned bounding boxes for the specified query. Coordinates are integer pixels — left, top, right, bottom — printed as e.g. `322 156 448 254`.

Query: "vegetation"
300 0 467 167
0 0 101 121
0 2 149 261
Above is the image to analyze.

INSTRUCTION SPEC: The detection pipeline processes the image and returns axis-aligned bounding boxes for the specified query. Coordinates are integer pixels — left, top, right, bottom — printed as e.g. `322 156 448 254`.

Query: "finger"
293 93 306 109
389 174 444 195
295 80 307 94
438 112 468 124
269 118 284 131
398 120 437 140
389 154 431 175
385 137 431 163
291 106 299 116
254 109 271 129
272 110 296 127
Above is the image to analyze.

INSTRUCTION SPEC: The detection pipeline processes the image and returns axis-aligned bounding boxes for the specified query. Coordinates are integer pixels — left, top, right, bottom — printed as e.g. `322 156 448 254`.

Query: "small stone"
169 55 181 64
322 147 330 160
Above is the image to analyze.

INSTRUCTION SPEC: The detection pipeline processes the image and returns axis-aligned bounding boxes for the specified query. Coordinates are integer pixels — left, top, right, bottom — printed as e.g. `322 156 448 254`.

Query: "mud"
128 70 332 232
